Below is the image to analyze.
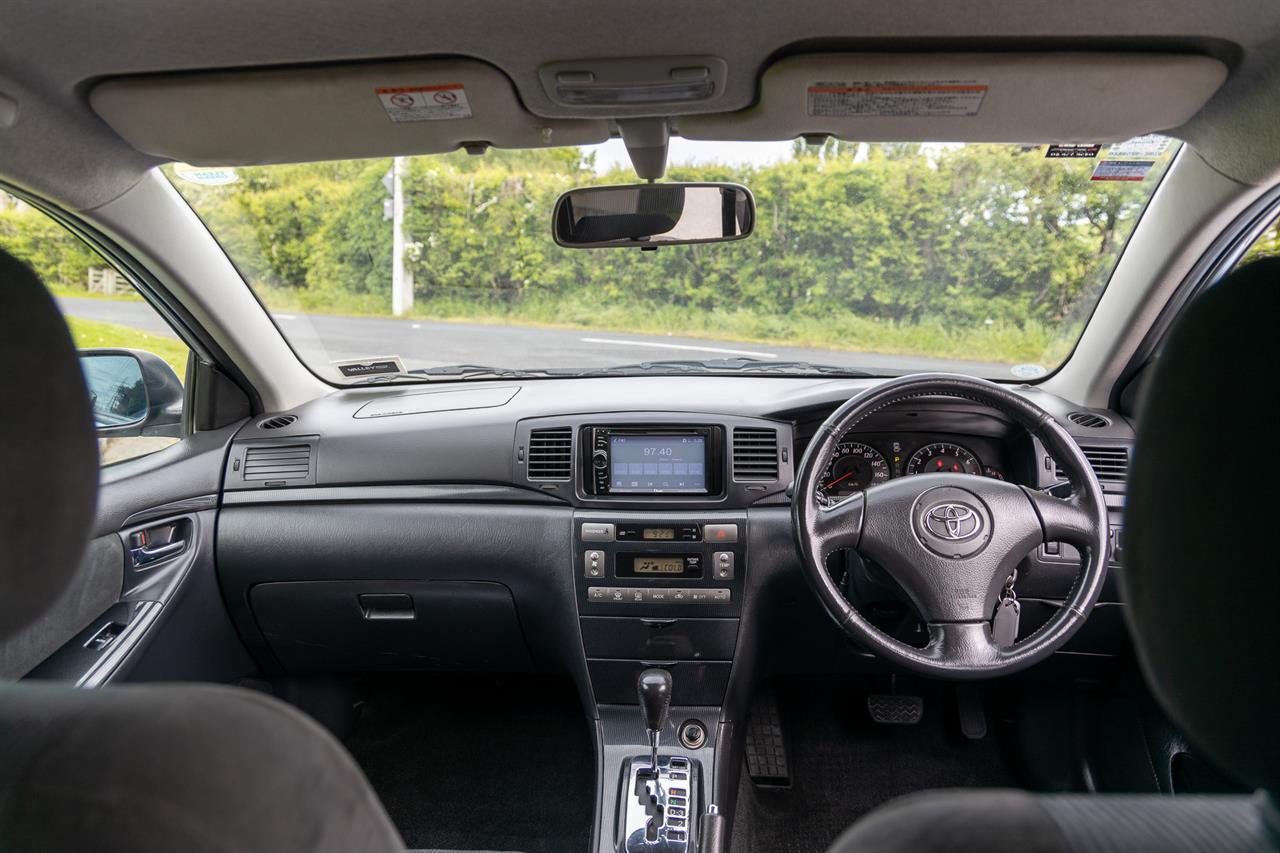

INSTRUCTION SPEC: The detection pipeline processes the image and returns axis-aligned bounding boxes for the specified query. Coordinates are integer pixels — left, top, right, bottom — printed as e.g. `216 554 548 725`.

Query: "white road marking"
411 323 421 329
580 337 778 359
272 313 297 320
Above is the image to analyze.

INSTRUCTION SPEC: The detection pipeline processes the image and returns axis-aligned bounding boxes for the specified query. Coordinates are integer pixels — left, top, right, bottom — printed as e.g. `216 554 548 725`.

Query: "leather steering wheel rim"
792 374 1109 679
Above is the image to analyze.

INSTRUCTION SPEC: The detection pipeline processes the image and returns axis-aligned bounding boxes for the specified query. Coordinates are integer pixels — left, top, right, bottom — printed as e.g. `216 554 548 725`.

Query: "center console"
575 511 744 707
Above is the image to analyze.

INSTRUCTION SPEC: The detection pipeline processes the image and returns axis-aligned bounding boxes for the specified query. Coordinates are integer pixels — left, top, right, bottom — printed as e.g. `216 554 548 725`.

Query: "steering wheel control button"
913 487 992 559
584 549 605 577
581 522 615 542
713 551 735 579
704 523 738 543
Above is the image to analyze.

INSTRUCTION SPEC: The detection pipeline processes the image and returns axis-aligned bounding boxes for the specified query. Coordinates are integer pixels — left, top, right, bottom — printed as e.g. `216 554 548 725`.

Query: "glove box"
249 580 533 673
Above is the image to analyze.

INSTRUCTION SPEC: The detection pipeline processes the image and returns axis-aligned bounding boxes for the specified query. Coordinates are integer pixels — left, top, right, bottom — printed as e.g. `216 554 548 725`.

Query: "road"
57 296 1015 377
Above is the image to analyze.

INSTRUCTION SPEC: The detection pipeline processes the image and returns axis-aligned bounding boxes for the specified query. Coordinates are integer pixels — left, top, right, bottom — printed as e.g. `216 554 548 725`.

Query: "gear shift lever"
637 668 672 777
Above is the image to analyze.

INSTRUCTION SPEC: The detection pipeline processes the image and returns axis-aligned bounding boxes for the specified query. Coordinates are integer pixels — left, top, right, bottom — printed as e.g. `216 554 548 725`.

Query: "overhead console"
514 414 794 509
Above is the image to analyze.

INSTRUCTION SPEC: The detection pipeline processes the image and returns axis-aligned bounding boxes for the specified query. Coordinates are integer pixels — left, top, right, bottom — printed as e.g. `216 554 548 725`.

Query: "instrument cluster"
817 433 1010 505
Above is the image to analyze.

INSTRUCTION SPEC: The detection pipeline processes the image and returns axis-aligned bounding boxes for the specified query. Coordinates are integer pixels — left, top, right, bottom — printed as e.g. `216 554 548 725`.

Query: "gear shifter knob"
637 668 672 734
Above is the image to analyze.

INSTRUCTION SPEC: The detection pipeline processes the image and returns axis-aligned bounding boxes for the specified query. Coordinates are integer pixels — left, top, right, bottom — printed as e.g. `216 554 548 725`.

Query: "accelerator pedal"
867 693 923 725
744 691 791 786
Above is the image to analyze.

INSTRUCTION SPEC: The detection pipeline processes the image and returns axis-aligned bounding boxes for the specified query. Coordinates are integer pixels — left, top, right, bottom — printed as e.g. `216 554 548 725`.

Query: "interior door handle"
129 540 186 567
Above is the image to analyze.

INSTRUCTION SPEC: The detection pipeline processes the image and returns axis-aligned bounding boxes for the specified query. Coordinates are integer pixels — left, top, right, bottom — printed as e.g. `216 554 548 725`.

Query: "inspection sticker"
1105 134 1171 160
1090 159 1154 182
807 81 988 117
375 84 472 123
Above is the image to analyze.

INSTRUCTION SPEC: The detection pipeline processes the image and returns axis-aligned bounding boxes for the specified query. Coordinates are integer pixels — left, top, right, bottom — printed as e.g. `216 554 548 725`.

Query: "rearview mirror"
553 182 754 248
79 349 185 438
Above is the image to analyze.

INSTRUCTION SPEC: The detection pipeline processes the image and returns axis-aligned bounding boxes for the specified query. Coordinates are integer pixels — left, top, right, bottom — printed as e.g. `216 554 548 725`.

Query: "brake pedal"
867 693 923 725
744 691 790 786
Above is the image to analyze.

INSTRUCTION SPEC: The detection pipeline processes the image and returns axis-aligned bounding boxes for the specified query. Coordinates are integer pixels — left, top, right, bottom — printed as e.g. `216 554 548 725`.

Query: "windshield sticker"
1105 134 1172 160
1010 364 1048 379
807 81 988 117
333 356 406 377
375 84 472 123
1045 144 1101 159
1090 159 1154 182
173 164 239 185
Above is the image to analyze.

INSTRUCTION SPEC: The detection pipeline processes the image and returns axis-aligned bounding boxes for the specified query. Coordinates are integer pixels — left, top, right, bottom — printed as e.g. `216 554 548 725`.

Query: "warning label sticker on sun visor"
375 84 472 122
807 81 988 117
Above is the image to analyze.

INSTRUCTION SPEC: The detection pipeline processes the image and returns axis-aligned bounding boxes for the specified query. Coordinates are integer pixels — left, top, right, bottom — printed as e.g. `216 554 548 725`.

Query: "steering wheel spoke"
811 492 866 559
923 621 1003 671
1025 487 1108 557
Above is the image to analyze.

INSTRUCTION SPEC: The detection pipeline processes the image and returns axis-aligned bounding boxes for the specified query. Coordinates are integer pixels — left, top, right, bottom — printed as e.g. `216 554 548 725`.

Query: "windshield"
166 138 1177 383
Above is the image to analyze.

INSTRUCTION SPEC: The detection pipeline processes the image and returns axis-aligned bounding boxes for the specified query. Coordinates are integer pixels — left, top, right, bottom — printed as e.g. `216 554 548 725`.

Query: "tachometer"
817 442 891 505
905 442 982 476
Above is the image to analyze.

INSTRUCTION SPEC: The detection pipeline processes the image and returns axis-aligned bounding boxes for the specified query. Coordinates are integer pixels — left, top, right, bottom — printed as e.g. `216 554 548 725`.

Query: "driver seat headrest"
1125 256 1280 793
0 250 99 640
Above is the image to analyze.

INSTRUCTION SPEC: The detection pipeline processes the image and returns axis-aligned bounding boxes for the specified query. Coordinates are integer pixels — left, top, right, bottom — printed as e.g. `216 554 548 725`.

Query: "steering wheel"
793 374 1109 679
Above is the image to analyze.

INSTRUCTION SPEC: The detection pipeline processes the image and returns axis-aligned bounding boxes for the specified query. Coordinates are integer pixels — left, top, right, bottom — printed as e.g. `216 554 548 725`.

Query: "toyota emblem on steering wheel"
924 503 983 540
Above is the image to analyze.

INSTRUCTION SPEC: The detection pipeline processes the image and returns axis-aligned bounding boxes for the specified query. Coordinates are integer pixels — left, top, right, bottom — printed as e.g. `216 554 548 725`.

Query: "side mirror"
79 349 184 438
553 182 754 248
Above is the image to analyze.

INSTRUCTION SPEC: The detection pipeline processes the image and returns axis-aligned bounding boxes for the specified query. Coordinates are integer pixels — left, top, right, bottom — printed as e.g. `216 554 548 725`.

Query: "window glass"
166 137 1178 384
0 192 189 464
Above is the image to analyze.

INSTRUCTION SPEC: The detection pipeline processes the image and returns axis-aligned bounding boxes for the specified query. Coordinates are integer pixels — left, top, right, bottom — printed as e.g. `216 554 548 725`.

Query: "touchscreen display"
610 434 707 493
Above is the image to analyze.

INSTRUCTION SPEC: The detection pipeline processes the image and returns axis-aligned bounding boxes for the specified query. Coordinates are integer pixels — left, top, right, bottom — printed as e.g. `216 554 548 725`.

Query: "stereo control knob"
592 450 609 470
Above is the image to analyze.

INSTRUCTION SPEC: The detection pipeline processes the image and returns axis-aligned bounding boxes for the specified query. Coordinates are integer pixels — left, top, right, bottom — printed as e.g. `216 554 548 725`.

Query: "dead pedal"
867 693 923 725
744 691 790 786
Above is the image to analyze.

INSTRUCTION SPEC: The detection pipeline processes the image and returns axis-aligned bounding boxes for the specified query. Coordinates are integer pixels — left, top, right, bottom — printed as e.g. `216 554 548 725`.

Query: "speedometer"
817 442 890 505
905 442 982 476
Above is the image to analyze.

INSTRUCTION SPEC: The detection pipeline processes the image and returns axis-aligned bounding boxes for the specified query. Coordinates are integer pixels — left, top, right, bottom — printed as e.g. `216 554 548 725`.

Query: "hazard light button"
704 523 738 544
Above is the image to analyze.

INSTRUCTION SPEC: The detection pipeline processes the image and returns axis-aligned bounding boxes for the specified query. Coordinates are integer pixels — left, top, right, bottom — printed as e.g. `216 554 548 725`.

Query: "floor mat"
345 674 594 853
731 676 1016 853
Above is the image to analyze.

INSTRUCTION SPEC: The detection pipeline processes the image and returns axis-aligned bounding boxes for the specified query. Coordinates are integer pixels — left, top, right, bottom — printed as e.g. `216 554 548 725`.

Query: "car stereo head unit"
585 426 723 497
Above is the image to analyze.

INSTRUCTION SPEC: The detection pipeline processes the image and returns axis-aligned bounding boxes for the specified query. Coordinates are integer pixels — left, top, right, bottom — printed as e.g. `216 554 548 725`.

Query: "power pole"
390 155 413 316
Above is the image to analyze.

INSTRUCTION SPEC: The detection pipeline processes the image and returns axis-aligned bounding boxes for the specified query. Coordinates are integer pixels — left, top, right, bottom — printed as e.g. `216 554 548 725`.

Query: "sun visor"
90 58 610 166
680 53 1227 143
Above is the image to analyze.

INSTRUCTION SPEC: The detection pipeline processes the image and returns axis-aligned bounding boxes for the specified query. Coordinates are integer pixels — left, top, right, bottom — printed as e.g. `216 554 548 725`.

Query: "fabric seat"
830 258 1280 852
0 251 506 853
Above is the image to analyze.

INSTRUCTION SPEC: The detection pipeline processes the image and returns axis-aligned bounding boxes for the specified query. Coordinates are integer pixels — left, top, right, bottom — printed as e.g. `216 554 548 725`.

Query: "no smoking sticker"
375 84 472 122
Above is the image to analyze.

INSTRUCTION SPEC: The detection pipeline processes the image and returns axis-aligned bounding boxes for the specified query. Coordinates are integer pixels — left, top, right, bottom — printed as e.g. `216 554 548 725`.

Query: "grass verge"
67 316 189 377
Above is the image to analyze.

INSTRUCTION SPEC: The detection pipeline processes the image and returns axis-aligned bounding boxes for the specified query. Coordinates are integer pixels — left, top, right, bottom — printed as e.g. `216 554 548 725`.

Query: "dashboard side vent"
527 426 573 481
1067 412 1109 429
259 414 297 430
242 444 312 481
732 427 779 481
1056 446 1129 482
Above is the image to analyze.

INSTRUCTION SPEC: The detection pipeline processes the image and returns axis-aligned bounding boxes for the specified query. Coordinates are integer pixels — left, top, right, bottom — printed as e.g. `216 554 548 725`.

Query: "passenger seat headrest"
0 250 99 639
1125 256 1280 793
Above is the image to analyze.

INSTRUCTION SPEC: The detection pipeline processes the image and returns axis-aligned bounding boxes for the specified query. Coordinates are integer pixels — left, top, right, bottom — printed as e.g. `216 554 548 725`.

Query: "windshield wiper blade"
570 357 877 378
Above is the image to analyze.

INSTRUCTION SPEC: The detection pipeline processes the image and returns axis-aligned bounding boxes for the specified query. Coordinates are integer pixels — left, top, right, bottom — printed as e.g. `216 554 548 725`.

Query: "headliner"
2 0 1279 209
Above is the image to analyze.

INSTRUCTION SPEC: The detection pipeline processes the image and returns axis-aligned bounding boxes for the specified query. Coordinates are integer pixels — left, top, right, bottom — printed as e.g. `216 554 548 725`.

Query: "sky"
584 138 796 175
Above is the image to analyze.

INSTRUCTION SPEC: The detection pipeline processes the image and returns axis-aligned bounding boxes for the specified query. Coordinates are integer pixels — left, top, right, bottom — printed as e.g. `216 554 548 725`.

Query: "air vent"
733 427 779 481
1056 446 1129 482
1068 412 1110 429
527 427 573 481
242 444 312 481
259 414 297 430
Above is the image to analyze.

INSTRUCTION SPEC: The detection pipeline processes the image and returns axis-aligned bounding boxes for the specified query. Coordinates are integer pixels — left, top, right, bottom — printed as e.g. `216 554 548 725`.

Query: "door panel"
1 536 123 679
21 422 258 686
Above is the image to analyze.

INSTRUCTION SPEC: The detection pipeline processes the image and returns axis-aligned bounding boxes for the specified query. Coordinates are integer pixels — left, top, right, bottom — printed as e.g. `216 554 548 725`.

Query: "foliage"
0 201 102 288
